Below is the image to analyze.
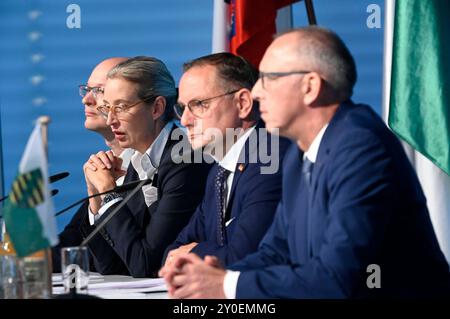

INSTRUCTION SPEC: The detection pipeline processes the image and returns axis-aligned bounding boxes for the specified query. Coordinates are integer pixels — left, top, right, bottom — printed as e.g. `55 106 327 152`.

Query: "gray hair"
280 26 357 101
107 56 177 122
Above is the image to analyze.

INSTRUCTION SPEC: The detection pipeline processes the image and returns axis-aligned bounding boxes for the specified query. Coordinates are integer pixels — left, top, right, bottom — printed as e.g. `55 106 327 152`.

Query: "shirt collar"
218 126 256 173
117 148 134 170
131 120 175 177
303 124 329 163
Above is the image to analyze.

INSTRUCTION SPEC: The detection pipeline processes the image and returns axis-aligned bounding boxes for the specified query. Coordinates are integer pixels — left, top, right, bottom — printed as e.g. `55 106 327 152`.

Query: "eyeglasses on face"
96 100 146 118
258 71 311 89
79 85 104 100
173 89 240 119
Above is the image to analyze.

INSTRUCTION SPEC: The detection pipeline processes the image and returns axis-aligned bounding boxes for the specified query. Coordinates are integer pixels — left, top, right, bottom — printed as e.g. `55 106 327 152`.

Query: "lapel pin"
238 164 245 172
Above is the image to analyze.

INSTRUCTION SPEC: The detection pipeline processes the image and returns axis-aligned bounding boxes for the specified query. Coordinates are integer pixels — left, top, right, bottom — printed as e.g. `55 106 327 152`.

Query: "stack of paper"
52 273 168 299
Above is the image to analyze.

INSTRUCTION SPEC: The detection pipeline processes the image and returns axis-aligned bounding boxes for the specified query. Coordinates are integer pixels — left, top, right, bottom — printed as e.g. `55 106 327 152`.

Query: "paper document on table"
52 273 167 297
89 277 167 291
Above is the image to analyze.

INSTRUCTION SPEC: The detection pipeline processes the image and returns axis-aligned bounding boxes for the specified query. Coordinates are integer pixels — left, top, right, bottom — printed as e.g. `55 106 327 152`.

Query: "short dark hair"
183 52 258 91
108 56 177 122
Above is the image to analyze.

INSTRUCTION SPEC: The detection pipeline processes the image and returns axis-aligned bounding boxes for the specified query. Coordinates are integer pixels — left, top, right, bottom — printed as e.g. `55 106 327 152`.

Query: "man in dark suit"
160 27 450 298
52 57 131 272
63 57 212 277
161 53 290 268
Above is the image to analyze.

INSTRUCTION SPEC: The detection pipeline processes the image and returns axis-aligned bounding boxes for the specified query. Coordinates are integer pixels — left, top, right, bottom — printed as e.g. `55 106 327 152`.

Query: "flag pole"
37 115 51 159
36 115 53 294
304 0 317 25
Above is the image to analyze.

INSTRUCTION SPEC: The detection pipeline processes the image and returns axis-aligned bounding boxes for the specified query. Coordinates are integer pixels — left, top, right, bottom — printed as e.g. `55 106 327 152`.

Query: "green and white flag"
383 0 450 263
3 123 59 257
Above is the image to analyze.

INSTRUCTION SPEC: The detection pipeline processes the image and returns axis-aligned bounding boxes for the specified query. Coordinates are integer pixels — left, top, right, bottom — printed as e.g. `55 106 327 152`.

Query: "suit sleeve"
228 202 291 272
53 200 127 274
78 204 129 275
235 131 398 298
162 197 208 264
94 161 209 277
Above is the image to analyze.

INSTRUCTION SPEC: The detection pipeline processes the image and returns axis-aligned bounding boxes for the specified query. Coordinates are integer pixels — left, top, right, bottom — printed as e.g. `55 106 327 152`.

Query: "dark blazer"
54 126 212 277
231 101 450 298
164 123 291 266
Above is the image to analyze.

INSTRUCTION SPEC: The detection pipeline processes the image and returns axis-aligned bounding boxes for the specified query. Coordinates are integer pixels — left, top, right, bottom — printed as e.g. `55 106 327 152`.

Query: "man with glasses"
81 56 212 277
52 57 132 272
161 53 290 269
78 58 135 184
160 27 450 298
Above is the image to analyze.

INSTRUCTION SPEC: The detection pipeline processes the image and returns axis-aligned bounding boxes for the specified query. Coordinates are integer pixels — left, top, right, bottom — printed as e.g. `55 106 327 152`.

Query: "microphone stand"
80 179 147 246
0 171 69 203
53 179 148 299
54 189 115 217
54 178 152 217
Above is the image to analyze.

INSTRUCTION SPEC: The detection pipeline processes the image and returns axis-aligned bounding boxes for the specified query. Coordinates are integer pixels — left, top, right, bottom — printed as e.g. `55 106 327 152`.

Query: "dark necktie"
302 156 314 257
214 165 231 245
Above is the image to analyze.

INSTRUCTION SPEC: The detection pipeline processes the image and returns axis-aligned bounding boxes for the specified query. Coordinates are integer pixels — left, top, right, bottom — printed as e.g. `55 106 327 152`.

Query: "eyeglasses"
259 71 311 89
79 85 104 100
173 89 240 118
97 100 146 118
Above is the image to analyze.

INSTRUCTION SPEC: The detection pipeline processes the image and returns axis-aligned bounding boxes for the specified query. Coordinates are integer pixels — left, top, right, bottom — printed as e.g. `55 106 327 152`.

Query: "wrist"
97 181 116 194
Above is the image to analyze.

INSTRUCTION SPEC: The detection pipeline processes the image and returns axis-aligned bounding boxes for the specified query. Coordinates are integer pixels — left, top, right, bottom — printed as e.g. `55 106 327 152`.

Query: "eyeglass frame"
79 84 105 100
173 89 240 119
96 96 157 118
259 71 311 89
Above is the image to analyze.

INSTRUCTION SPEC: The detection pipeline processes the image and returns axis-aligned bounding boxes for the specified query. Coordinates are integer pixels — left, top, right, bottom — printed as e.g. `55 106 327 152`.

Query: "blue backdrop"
0 0 384 231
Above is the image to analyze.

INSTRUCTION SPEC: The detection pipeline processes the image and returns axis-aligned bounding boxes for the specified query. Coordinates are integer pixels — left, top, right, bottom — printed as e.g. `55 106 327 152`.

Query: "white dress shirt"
88 121 175 225
223 124 329 299
213 126 256 222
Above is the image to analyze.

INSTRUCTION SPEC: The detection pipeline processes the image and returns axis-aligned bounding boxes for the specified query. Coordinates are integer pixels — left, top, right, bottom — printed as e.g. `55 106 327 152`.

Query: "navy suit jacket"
164 124 291 266
231 101 450 298
54 127 212 277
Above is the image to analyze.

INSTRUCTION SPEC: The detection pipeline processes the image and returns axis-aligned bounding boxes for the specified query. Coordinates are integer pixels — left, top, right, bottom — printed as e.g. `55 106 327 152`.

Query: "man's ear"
236 89 254 119
152 96 166 120
302 72 322 106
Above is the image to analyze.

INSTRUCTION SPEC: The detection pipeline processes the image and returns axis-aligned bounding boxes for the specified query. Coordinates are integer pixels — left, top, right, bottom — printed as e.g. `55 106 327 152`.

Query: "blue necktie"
214 166 230 246
302 157 314 189
302 157 314 257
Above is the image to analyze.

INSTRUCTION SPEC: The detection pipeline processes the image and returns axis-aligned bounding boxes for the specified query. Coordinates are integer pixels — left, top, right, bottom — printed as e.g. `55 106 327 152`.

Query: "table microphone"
53 179 149 299
79 178 148 246
0 171 70 203
0 188 60 219
54 178 153 217
49 171 70 183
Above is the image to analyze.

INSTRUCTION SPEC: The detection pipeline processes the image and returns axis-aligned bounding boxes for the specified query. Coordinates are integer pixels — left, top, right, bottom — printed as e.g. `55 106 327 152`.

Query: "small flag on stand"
2 123 58 257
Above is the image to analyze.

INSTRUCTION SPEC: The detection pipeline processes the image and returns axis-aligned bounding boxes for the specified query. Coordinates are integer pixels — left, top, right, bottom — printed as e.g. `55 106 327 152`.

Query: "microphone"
54 178 153 217
80 179 148 246
0 172 69 203
0 189 60 219
49 171 70 183
53 179 149 300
